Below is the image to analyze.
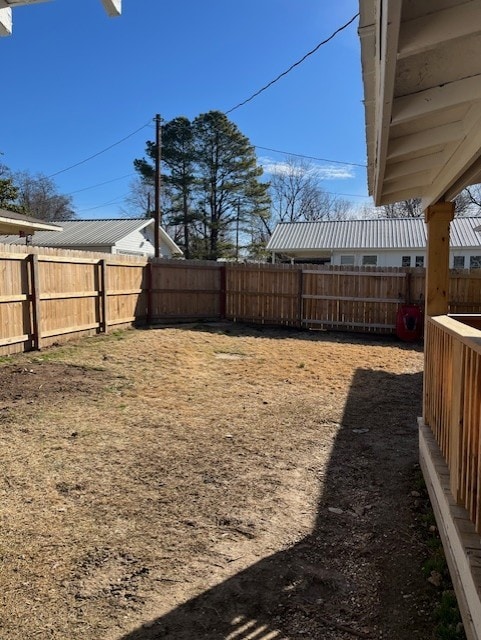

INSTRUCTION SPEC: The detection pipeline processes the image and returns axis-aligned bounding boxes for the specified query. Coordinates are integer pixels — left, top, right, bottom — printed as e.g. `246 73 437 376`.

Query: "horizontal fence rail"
0 244 148 355
2 243 481 356
424 316 481 534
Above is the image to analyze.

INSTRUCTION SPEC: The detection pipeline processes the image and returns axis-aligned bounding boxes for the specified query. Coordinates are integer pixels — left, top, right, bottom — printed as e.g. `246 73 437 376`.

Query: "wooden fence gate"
301 268 416 332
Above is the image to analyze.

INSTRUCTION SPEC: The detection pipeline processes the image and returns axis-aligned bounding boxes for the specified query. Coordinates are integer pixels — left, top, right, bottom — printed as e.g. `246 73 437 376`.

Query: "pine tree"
133 111 270 260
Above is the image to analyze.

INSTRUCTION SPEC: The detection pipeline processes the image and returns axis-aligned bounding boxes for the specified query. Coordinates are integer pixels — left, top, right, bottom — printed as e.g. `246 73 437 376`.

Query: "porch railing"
424 315 481 533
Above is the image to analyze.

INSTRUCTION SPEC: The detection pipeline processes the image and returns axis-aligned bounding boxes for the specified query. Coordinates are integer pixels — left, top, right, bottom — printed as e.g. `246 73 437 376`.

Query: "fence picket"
2 245 481 356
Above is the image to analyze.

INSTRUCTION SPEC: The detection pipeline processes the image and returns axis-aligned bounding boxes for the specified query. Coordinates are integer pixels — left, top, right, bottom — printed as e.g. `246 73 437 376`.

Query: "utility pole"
235 200 240 262
154 113 162 258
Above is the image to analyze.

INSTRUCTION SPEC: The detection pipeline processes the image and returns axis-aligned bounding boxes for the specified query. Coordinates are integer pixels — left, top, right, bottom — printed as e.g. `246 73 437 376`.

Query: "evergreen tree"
133 111 270 260
192 111 270 260
0 164 20 211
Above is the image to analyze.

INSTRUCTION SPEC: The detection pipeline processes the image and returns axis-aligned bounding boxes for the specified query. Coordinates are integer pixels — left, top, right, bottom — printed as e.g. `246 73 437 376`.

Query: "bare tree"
264 155 351 232
13 171 75 220
461 185 481 213
121 177 154 218
379 191 476 218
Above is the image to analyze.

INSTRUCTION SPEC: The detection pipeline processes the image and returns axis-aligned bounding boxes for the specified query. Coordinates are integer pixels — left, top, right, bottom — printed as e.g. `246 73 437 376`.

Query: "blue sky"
1 0 370 219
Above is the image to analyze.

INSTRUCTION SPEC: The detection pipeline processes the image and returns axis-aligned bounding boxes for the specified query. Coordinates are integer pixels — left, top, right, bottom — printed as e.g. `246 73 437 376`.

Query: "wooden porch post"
424 201 455 317
423 200 455 423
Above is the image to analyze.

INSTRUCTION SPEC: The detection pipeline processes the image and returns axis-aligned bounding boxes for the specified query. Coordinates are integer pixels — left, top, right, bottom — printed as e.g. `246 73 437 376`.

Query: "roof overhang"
0 209 62 234
359 0 481 209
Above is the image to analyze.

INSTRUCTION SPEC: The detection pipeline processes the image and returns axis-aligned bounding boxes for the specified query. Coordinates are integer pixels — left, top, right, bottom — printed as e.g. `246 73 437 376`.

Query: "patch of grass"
29 346 78 362
434 591 465 640
414 471 466 640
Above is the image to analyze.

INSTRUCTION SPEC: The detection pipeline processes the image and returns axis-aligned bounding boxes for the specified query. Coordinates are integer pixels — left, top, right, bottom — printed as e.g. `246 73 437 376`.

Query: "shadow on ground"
120 364 430 639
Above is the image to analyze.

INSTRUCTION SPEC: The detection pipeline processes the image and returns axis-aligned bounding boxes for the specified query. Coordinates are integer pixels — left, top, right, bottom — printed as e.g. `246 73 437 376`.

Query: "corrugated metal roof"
266 217 481 252
0 218 151 247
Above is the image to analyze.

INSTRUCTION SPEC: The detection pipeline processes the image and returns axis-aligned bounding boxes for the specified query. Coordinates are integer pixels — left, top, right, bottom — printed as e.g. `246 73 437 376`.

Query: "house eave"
360 0 481 208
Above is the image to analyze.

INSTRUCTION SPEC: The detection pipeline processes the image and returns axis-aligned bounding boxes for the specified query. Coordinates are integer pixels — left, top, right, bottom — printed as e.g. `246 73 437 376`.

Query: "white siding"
114 226 179 258
114 227 155 257
330 249 481 268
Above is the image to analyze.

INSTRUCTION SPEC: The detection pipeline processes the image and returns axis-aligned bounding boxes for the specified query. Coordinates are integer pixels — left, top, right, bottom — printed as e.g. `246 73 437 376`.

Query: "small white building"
0 218 183 258
266 217 481 269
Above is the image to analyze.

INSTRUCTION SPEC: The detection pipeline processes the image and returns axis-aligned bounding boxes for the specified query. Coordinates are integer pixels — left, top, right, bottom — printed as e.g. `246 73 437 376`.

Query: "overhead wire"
60 14 364 210
48 121 151 179
66 173 135 195
225 12 360 114
77 193 130 213
255 145 366 168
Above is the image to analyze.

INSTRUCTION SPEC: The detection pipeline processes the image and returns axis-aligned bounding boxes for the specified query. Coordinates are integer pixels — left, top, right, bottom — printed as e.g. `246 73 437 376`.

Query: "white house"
0 218 183 258
266 217 481 268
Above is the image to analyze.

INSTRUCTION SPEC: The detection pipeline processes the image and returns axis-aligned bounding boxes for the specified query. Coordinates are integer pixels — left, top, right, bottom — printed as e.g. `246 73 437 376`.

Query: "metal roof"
266 217 481 252
0 218 152 247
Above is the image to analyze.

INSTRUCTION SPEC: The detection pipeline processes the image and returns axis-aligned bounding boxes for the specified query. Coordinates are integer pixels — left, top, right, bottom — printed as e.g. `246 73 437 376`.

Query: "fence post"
30 253 42 350
219 265 227 319
146 261 153 325
298 268 304 328
449 339 464 503
100 259 108 334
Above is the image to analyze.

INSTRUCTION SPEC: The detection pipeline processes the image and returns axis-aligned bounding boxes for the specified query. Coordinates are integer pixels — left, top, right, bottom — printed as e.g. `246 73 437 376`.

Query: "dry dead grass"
0 324 431 639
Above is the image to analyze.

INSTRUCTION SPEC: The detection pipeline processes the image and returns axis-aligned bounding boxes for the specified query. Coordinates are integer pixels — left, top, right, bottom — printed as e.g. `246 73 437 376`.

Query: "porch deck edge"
419 419 481 640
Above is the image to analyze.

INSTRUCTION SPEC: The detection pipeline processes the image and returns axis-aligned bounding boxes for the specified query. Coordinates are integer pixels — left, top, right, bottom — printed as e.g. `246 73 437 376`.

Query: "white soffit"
359 0 481 208
101 0 121 17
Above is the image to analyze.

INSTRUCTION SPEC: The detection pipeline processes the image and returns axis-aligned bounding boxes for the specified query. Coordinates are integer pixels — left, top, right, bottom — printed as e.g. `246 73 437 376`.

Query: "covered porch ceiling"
359 0 481 209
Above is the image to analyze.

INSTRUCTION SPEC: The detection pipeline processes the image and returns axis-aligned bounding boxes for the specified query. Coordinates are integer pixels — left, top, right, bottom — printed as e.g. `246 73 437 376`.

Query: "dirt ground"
0 323 442 639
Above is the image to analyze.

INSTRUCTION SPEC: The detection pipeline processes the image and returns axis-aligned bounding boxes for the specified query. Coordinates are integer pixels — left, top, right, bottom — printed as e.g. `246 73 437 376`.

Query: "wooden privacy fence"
2 245 481 356
0 244 147 355
225 264 418 329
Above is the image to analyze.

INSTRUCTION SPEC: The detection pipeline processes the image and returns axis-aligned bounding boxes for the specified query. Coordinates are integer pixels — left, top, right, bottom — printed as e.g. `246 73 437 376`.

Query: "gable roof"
266 217 481 252
0 218 183 255
0 218 152 247
0 208 62 234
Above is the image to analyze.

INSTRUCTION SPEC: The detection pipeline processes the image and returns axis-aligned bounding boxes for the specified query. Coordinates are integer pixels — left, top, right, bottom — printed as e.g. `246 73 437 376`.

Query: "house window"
362 255 377 266
340 255 355 266
453 256 465 269
470 256 481 269
402 256 411 267
415 256 424 267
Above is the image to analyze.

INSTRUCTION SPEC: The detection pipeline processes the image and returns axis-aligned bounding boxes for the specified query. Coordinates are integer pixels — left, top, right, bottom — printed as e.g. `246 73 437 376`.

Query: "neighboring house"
266 217 481 268
0 208 62 235
0 218 183 258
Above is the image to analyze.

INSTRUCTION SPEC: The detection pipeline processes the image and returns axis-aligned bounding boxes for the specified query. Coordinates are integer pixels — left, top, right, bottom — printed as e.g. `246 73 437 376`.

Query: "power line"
225 13 359 115
48 121 151 179
255 145 366 168
44 14 360 185
77 193 129 213
66 173 135 195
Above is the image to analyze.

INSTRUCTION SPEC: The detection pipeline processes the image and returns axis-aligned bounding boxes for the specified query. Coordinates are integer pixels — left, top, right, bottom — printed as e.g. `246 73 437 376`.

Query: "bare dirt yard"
0 324 446 639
